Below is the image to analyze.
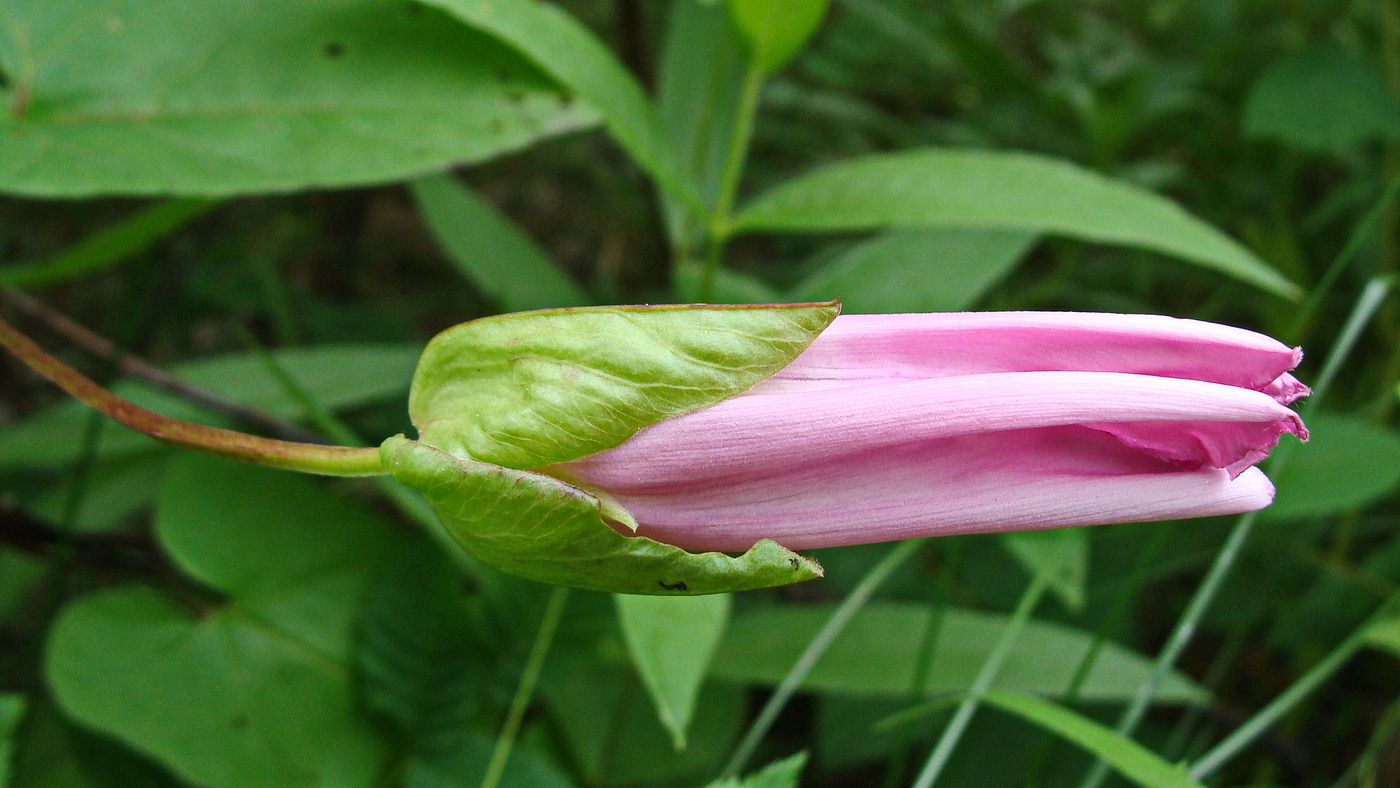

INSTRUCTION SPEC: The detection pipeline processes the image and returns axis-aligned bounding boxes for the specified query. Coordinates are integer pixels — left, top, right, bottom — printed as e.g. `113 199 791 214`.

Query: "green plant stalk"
910 571 1051 788
697 60 764 303
720 538 923 779
1077 275 1395 788
0 315 385 476
480 586 570 788
1022 524 1171 785
1188 592 1400 780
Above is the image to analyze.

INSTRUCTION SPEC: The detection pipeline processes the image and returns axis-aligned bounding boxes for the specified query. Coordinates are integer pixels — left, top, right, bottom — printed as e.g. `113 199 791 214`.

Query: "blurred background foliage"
1 0 1399 786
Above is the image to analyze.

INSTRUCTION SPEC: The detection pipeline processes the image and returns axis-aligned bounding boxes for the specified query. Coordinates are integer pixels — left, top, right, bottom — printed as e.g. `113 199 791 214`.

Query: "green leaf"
0 200 218 288
0 694 23 788
400 728 573 788
732 149 1300 299
790 229 1036 312
703 751 807 788
7 699 179 788
673 262 782 304
1265 414 1400 521
410 174 591 311
980 692 1205 788
710 603 1206 703
729 0 830 74
657 0 749 242
407 303 837 468
415 0 694 206
615 593 731 749
1244 45 1400 154
0 0 588 197
27 455 167 534
542 663 746 786
999 529 1088 611
0 343 420 470
381 436 821 595
45 456 407 788
356 541 484 744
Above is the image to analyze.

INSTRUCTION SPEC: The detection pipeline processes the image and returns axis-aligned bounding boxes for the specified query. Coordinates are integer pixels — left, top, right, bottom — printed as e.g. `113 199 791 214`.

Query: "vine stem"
720 538 923 779
910 570 1052 788
697 60 764 303
0 314 385 477
481 586 570 788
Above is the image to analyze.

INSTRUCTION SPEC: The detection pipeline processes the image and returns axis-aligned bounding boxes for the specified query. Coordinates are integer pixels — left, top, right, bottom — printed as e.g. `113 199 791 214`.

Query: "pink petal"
607 426 1277 552
754 312 1303 396
561 371 1305 492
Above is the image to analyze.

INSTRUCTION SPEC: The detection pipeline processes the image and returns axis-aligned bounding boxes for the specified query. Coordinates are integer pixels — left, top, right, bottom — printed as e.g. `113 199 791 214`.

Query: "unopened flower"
555 312 1307 552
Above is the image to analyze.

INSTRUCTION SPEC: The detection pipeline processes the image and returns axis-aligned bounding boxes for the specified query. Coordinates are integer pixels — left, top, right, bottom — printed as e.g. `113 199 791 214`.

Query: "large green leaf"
1244 45 1400 154
381 436 821 595
1265 414 1400 521
729 0 830 74
789 229 1036 312
981 692 1204 788
414 0 694 205
0 343 419 470
732 150 1300 299
411 174 591 311
615 593 732 749
45 456 407 788
407 303 837 468
0 0 589 197
710 603 1206 703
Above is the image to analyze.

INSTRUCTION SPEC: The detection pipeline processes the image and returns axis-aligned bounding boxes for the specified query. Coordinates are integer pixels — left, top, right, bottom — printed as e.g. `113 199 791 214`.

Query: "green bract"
389 303 838 594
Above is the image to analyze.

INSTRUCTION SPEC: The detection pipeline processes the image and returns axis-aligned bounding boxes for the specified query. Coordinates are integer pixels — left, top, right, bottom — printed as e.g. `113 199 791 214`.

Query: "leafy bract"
981 692 1205 788
407 303 837 468
732 149 1300 299
0 0 589 197
381 437 821 595
729 0 831 74
45 456 406 788
616 593 732 749
414 0 694 205
710 603 1206 703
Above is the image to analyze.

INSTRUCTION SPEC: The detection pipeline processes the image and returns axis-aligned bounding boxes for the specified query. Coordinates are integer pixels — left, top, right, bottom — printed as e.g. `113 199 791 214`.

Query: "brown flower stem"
0 287 326 444
0 314 386 477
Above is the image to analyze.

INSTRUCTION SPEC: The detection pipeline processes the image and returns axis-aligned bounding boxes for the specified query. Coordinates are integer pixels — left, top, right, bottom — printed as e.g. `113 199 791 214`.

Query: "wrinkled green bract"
390 303 839 594
382 437 821 595
407 303 837 468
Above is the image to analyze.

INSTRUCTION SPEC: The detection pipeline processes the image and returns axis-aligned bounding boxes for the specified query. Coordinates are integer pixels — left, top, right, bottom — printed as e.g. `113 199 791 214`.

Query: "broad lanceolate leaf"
381 437 821 595
410 174 591 312
1244 45 1400 154
729 0 831 74
0 0 589 197
415 0 695 206
1265 413 1400 521
711 603 1206 703
45 456 407 788
616 593 732 749
981 692 1205 788
0 344 420 470
732 149 1300 299
407 303 838 469
789 229 1036 313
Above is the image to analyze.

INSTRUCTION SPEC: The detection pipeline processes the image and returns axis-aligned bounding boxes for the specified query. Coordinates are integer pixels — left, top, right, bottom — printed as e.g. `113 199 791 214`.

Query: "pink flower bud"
555 312 1307 552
